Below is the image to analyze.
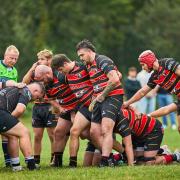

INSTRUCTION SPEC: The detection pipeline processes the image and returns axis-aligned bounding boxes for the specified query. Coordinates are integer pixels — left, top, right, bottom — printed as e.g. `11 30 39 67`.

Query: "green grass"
0 114 180 180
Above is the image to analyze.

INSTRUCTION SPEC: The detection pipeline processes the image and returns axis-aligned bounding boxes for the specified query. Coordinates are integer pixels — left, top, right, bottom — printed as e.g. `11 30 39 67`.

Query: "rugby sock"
113 153 122 161
50 153 54 163
54 152 63 167
34 155 40 164
11 157 20 167
2 140 11 167
163 155 174 164
25 156 36 170
69 156 77 167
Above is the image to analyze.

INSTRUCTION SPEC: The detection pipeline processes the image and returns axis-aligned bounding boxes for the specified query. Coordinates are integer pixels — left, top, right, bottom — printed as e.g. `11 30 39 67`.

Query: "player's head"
51 54 72 74
4 45 19 67
76 39 96 64
138 50 157 72
27 82 45 100
37 49 53 66
34 65 53 84
128 67 137 78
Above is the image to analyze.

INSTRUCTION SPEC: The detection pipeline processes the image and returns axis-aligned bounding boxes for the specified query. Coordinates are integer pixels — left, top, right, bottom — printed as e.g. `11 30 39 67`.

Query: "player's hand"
31 62 39 71
59 107 68 114
122 101 129 109
15 82 26 88
96 94 105 103
89 99 97 112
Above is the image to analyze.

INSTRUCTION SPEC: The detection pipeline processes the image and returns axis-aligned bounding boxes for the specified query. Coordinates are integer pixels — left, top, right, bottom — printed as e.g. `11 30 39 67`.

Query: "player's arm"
22 62 38 84
122 135 134 166
149 103 177 118
11 103 26 118
175 65 180 76
123 85 152 108
0 80 26 89
96 70 121 103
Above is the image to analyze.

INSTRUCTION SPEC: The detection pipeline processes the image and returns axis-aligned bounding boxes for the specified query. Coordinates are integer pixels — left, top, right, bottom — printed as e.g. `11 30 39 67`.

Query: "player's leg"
1 112 35 170
53 112 72 167
144 120 164 165
92 149 101 166
1 135 11 167
32 104 46 166
100 96 122 166
45 110 57 164
7 135 21 170
83 141 96 167
69 109 91 167
33 127 44 165
46 127 55 163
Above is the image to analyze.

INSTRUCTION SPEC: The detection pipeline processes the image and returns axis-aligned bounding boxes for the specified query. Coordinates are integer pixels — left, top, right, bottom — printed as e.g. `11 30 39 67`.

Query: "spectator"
137 70 157 114
124 67 141 109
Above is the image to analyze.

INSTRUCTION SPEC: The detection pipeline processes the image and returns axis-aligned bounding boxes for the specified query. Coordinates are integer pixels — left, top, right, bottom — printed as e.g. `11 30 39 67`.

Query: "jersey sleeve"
18 87 32 106
96 55 117 75
55 71 67 84
160 58 180 73
147 72 157 89
18 94 30 106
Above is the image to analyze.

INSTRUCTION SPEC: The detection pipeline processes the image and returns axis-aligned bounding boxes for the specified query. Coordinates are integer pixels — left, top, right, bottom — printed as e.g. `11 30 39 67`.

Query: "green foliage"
0 0 179 79
134 0 180 59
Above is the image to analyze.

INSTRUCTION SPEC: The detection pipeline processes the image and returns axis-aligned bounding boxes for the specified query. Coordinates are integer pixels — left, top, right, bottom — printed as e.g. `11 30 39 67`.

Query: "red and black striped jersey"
87 54 124 97
121 108 156 137
66 62 93 107
147 58 180 98
45 71 78 110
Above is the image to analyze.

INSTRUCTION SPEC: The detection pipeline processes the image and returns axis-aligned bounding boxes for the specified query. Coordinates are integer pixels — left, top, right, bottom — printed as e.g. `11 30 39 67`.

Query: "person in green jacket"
0 45 20 170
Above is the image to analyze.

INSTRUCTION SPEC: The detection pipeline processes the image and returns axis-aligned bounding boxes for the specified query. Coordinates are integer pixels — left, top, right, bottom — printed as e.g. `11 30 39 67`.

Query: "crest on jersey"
77 73 82 78
167 61 173 70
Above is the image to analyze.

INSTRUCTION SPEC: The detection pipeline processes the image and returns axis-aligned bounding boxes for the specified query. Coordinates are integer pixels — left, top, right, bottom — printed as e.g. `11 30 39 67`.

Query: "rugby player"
23 49 57 167
115 107 163 165
0 82 45 170
76 39 126 166
123 50 180 132
51 54 93 167
34 65 78 167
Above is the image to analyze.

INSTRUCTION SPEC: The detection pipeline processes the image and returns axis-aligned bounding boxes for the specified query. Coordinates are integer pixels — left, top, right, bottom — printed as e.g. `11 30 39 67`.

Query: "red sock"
163 155 173 164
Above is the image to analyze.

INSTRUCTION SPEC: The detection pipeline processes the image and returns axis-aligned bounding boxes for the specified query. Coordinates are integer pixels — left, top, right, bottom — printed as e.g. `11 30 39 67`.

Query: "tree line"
0 0 179 79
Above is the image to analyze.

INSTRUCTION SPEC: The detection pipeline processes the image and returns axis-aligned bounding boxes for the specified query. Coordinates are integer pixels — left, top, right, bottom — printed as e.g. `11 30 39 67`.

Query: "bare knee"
70 127 80 138
54 127 66 139
34 130 43 142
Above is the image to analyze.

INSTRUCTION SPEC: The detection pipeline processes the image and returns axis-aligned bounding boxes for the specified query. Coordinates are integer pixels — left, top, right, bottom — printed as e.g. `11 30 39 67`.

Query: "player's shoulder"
96 54 112 62
20 87 32 100
95 54 114 68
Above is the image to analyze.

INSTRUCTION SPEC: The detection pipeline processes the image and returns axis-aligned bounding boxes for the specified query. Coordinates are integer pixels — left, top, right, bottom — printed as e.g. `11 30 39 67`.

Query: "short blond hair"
37 49 53 58
5 45 19 55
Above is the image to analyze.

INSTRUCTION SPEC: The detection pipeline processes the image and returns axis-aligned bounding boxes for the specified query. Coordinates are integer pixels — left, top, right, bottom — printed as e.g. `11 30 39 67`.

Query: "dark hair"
51 54 71 69
76 39 96 52
128 67 137 72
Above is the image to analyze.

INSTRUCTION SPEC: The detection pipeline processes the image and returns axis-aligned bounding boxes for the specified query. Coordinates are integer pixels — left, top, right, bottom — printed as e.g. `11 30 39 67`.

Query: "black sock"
34 155 40 164
69 156 77 167
2 140 11 167
25 157 35 170
54 152 63 167
102 156 109 161
50 153 54 163
172 154 177 161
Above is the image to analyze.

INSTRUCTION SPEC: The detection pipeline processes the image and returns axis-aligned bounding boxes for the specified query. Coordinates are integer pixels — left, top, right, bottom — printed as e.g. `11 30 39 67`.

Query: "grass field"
0 113 180 180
